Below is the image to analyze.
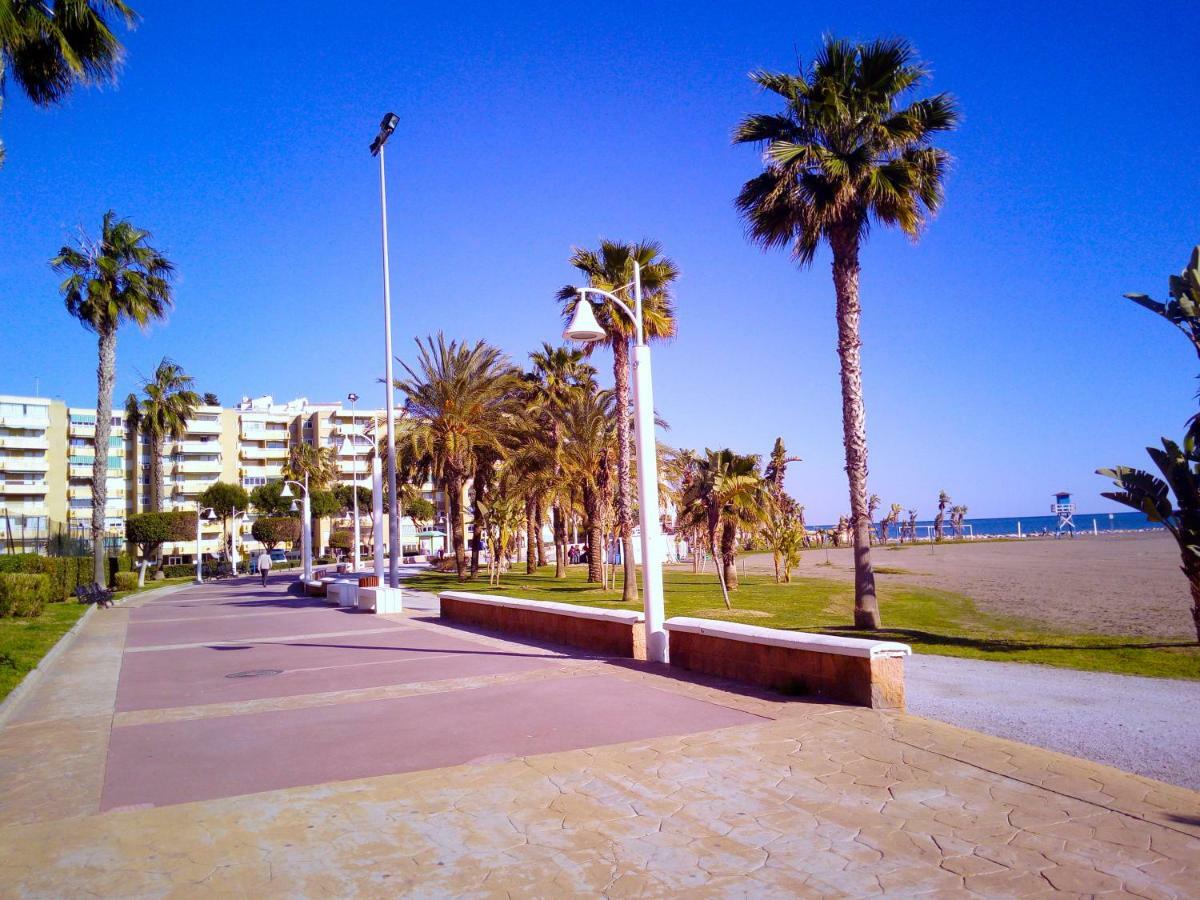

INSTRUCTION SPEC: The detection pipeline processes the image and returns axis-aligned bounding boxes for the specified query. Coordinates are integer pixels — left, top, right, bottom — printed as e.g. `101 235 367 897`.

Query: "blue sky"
2 0 1198 522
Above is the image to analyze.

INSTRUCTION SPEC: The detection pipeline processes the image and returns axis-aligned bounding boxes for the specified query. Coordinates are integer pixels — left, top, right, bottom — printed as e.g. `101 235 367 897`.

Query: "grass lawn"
405 566 1200 680
0 577 193 705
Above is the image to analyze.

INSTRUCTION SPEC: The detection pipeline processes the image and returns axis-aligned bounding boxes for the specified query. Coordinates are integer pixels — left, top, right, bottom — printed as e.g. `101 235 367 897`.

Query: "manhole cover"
225 669 283 679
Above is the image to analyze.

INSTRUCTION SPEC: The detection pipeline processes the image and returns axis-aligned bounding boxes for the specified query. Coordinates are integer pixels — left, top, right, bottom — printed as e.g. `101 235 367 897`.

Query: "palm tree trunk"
721 521 739 590
92 327 116 586
772 549 781 584
535 502 547 567
469 476 484 579
584 488 603 584
553 504 567 578
447 474 467 581
709 522 731 610
830 227 881 629
611 339 638 603
525 497 536 575
1183 556 1200 643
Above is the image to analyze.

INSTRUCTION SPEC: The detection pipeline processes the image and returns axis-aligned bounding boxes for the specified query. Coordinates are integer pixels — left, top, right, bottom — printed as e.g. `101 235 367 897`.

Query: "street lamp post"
229 508 248 576
563 261 667 663
194 505 216 584
346 392 362 572
280 475 312 583
370 112 402 589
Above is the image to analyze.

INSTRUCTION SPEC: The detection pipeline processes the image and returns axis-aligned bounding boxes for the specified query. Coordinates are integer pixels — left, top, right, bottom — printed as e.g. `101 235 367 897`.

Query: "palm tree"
880 503 903 543
283 443 337 490
124 357 200 515
734 36 959 629
53 210 175 584
557 239 679 602
395 334 520 580
558 387 617 584
0 0 137 164
763 437 801 504
868 494 881 542
934 490 951 540
679 449 770 607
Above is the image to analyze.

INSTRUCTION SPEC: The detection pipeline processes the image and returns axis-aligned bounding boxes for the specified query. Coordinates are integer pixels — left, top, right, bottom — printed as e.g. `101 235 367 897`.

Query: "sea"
814 511 1164 538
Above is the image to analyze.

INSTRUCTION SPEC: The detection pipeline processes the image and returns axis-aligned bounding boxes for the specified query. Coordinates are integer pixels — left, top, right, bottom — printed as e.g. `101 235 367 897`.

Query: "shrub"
113 572 139 592
160 564 196 579
0 573 52 617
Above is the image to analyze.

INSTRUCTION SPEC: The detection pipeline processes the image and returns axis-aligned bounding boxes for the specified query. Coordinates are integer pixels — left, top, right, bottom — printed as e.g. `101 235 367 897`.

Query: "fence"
0 514 119 557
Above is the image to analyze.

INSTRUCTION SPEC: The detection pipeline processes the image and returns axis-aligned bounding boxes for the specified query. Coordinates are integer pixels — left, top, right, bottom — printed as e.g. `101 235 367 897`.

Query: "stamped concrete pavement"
0 573 1197 896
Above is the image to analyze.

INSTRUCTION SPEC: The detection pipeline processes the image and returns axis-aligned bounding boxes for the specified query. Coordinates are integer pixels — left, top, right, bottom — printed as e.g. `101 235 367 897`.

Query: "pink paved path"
104 575 764 809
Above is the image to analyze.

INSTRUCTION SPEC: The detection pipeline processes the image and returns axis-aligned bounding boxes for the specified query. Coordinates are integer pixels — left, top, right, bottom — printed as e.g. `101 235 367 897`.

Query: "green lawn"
0 577 194 705
406 566 1200 680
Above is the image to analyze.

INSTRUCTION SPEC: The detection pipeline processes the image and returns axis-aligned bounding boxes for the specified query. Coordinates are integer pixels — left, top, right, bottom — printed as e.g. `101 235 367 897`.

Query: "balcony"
337 459 371 474
0 458 48 473
69 486 93 499
173 440 221 454
0 415 48 429
241 445 288 461
185 419 222 436
0 435 48 450
174 459 223 474
69 464 92 478
0 482 47 495
70 423 96 438
173 480 216 496
1 503 47 517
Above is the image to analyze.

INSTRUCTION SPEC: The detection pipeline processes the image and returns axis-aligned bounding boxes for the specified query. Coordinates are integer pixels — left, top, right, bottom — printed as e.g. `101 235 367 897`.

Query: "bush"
160 564 196 579
329 529 353 551
0 573 52 618
113 572 139 592
0 555 94 600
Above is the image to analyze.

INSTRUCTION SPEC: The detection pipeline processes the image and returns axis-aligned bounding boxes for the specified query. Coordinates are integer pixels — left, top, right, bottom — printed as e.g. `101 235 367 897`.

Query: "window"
69 413 96 425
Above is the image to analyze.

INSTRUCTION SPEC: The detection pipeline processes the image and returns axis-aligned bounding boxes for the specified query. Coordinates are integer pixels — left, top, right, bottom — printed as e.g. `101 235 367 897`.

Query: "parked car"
270 549 288 564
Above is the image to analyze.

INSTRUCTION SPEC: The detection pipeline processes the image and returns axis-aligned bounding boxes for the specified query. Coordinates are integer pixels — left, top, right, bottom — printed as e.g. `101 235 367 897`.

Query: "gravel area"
906 653 1200 790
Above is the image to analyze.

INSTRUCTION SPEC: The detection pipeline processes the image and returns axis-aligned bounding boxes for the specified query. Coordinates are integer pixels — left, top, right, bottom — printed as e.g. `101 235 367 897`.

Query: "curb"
0 602 96 730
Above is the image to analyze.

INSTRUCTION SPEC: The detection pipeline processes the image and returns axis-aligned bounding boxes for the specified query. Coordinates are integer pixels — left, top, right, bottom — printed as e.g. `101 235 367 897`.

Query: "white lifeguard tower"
1051 491 1075 538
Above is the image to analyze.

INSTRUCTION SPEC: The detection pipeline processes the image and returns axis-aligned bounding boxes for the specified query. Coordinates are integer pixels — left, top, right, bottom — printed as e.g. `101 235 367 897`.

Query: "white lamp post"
280 475 312 583
229 508 248 576
194 506 217 584
344 392 362 572
563 261 667 663
370 112 402 589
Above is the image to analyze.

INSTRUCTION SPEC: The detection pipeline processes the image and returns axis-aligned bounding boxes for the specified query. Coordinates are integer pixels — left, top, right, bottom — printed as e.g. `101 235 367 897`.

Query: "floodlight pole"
194 505 215 584
373 115 402 589
347 393 362 572
283 476 312 583
569 263 666 663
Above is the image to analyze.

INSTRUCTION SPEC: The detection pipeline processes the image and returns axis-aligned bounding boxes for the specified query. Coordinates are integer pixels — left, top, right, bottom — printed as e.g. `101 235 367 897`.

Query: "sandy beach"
735 531 1194 639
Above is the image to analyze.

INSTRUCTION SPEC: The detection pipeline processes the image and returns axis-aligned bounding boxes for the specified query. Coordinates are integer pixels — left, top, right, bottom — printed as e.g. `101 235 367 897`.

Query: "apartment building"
0 391 444 561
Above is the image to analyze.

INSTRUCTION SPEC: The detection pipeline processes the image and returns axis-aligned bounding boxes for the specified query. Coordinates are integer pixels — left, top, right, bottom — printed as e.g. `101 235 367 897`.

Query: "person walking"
257 550 272 587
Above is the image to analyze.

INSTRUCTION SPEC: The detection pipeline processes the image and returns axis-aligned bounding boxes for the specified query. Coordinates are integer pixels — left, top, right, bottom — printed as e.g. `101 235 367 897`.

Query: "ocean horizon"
813 510 1164 538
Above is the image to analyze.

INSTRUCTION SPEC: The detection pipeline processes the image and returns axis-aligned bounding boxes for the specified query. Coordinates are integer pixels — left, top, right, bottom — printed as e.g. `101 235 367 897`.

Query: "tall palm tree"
934 490 951 540
734 36 959 629
0 0 137 164
679 449 770 607
559 387 617 584
395 334 520 580
283 443 338 490
53 210 175 584
557 239 679 602
529 343 596 577
124 357 200 514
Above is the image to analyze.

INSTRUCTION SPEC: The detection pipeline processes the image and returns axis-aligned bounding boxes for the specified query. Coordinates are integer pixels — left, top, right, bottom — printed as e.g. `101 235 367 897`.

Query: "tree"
559 387 618 584
124 357 199 515
125 511 191 586
394 334 521 580
0 0 137 165
762 502 804 583
950 504 968 538
868 494 881 543
557 240 679 602
763 438 802 503
879 503 902 543
249 481 293 517
1099 436 1200 642
329 529 353 552
251 516 299 551
679 449 770 607
934 491 950 540
53 210 175 584
407 496 435 527
734 36 959 629
1123 246 1200 361
283 443 337 490
202 392 219 406
198 481 248 559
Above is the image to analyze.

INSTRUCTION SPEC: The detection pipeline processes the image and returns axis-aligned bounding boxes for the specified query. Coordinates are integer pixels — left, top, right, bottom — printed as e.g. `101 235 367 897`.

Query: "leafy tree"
0 0 137 165
308 490 340 520
250 516 299 551
394 333 521 580
125 511 191 586
762 502 805 583
124 357 200 514
329 529 353 551
557 240 679 601
53 210 175 584
202 392 219 405
734 36 959 629
407 497 435 526
249 481 293 517
198 481 249 557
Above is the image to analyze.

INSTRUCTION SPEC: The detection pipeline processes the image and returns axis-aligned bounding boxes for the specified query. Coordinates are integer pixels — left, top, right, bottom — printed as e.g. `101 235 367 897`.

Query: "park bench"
75 583 114 608
439 591 646 658
663 617 911 709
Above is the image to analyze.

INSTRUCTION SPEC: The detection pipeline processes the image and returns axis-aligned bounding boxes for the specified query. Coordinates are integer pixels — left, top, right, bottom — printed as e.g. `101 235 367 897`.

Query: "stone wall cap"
440 591 644 624
663 617 911 658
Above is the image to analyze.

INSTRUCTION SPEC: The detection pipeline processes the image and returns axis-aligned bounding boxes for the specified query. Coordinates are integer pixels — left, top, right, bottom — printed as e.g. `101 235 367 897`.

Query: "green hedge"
160 564 195 579
0 573 53 618
113 572 139 592
0 555 91 601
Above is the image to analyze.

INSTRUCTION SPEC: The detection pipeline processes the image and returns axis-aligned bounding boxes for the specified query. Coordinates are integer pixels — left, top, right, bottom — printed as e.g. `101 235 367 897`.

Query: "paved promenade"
0 576 1197 896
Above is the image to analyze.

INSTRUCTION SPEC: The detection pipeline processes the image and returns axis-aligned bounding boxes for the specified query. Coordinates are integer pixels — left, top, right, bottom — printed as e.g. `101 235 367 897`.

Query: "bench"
664 617 911 709
358 586 403 614
304 579 326 597
439 591 645 659
327 579 359 608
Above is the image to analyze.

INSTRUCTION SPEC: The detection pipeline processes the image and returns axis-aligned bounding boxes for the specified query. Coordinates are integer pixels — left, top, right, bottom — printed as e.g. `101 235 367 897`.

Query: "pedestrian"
257 549 272 587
